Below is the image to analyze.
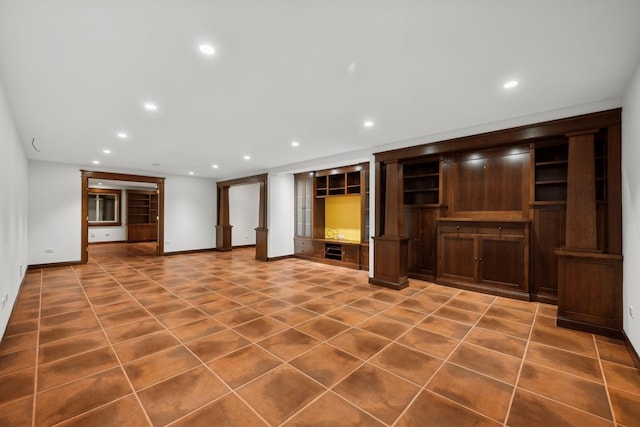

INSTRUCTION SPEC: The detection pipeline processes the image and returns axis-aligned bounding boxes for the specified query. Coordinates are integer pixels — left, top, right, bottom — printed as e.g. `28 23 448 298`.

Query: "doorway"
81 171 165 263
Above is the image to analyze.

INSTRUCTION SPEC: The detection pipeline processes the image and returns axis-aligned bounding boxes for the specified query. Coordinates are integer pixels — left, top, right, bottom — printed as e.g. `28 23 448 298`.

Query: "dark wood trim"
28 260 82 270
557 317 624 339
164 248 217 256
216 173 268 260
81 170 165 263
268 254 295 262
232 244 257 249
88 240 126 245
607 124 623 255
622 331 640 369
374 109 622 163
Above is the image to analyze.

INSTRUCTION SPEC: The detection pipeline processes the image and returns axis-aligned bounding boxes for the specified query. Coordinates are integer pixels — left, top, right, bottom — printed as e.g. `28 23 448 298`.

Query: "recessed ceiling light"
243 155 251 160
102 149 111 154
116 132 128 139
364 120 374 128
144 102 158 111
291 141 300 147
503 80 519 89
188 171 195 175
92 160 100 165
198 44 215 56
212 164 219 169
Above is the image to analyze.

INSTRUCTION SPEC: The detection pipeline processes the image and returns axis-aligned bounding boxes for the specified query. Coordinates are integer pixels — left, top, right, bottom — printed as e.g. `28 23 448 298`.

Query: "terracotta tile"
231 291 270 305
426 363 512 422
517 362 611 420
56 395 148 427
250 298 292 315
198 298 242 315
0 368 34 406
323 291 361 305
123 345 201 390
40 299 91 318
463 327 526 359
137 365 228 425
113 330 180 363
157 307 208 328
457 291 496 304
398 327 458 359
396 389 500 427
326 306 371 325
596 340 638 368
39 310 101 344
171 393 267 427
233 316 288 341
208 345 281 389
537 303 558 318
371 342 443 386
296 316 350 341
185 291 221 305
333 363 420 425
237 365 325 426
525 342 602 382
284 391 384 427
507 388 613 427
493 297 537 313
290 344 362 387
277 291 315 305
0 348 37 376
417 315 472 339
484 305 535 325
0 332 37 356
370 290 406 304
608 387 640 427
92 300 141 316
446 297 490 313
38 347 119 391
329 328 391 360
0 396 33 427
601 361 640 394
379 305 426 325
449 342 521 384
349 298 391 314
357 315 409 340
257 328 320 361
271 306 318 326
424 284 460 297
187 329 251 362
4 320 38 337
476 314 532 340
300 298 342 314
103 318 164 344
215 307 263 327
529 322 597 357
35 367 131 426
98 308 152 329
169 317 226 342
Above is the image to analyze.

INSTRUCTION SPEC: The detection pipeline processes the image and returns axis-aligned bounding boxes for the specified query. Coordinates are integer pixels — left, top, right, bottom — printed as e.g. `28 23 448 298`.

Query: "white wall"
229 183 260 247
268 174 295 258
622 61 640 353
28 160 82 264
164 175 216 252
0 78 28 338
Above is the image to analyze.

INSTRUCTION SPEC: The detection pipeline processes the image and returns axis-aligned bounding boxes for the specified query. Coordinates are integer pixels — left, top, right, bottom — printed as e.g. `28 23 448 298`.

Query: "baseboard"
267 254 295 262
556 316 624 339
232 244 257 249
369 277 409 290
88 240 126 245
622 330 640 369
28 260 82 270
164 248 217 256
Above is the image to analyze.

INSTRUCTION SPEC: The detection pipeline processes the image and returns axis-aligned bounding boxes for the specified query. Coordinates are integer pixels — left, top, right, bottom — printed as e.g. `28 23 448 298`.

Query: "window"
88 189 121 226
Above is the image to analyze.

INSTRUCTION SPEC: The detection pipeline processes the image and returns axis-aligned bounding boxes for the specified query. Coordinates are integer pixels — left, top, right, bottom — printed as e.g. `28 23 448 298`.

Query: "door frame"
81 170 165 263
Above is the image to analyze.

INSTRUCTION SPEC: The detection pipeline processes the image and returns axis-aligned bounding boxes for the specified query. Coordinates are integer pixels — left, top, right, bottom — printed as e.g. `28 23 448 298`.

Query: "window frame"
88 188 122 227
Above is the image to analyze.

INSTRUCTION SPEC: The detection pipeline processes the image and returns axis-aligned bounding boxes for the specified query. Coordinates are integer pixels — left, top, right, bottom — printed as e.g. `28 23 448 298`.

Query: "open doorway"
81 171 165 263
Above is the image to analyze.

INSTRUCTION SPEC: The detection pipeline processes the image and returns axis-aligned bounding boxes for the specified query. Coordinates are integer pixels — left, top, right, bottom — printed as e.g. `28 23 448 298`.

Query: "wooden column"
556 129 622 337
370 160 409 290
564 130 598 251
255 179 268 261
216 185 232 251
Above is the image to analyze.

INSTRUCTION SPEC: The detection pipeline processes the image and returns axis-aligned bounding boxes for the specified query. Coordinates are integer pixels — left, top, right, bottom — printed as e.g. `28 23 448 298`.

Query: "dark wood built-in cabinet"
294 163 369 270
127 190 158 242
372 109 623 337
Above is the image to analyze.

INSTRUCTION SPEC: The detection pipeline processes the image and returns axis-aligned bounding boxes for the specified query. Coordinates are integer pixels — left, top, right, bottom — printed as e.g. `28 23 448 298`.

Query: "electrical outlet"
630 306 636 319
165 241 171 245
90 233 96 238
1 294 8 310
105 233 110 237
44 248 54 253
19 264 23 277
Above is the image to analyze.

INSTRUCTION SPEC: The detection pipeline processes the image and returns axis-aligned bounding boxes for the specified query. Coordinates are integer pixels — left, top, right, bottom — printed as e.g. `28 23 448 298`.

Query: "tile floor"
1 243 639 426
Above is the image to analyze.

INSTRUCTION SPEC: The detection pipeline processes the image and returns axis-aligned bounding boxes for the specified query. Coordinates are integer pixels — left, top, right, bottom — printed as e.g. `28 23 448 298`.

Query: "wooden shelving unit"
127 190 158 242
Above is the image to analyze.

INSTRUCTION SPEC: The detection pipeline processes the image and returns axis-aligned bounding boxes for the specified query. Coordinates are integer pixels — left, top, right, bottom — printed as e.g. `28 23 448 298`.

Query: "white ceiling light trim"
198 44 216 56
503 80 519 89
144 102 158 111
116 132 128 139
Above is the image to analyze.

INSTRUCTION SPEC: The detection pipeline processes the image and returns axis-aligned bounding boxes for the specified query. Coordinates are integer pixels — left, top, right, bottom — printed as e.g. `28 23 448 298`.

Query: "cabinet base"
557 316 623 339
369 276 409 290
435 278 531 301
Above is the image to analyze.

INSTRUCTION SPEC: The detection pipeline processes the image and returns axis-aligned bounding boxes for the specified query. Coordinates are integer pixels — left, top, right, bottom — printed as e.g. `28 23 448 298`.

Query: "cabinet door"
342 245 359 264
405 208 438 276
478 237 525 290
531 207 565 299
295 238 312 256
439 234 476 282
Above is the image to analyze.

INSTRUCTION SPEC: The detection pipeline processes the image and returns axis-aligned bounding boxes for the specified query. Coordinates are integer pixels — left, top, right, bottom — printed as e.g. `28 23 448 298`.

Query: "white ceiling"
1 1 639 180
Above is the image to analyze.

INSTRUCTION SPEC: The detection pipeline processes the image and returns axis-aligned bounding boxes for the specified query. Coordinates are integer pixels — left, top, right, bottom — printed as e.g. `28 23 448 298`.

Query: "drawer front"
294 239 312 255
439 222 476 234
476 223 526 237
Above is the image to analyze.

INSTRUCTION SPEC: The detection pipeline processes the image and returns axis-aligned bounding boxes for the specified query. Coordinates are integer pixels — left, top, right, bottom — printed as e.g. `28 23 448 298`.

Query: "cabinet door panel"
479 238 524 289
531 207 565 298
440 235 475 281
343 245 359 263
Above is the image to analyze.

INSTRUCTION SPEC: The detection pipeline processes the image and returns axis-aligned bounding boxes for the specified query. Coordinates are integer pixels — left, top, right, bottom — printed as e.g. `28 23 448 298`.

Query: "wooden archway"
216 173 268 261
81 170 165 263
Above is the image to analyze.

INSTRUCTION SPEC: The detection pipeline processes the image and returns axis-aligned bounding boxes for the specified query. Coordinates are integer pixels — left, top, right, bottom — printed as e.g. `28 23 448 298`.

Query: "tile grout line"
594 333 618 425
31 269 44 427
